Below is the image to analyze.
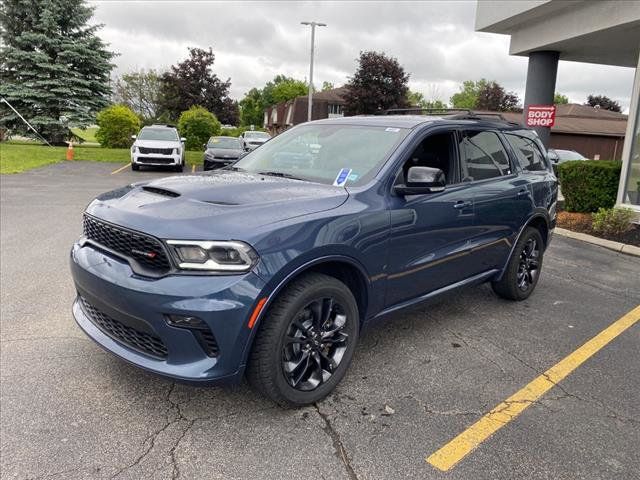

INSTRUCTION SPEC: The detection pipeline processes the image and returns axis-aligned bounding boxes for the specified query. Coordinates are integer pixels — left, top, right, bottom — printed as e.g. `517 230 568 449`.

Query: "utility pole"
301 21 326 122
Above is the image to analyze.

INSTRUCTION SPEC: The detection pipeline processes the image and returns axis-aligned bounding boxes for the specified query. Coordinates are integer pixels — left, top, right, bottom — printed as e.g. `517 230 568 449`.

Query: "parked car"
548 148 587 175
71 115 557 407
203 136 245 170
241 130 271 151
130 125 186 172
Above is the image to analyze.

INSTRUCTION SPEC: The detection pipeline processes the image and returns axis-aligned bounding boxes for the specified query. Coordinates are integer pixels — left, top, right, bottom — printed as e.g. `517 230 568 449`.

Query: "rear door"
458 129 533 271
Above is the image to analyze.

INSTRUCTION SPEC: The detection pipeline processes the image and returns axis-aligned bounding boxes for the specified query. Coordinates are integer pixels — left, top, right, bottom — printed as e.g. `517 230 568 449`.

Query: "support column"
523 51 559 147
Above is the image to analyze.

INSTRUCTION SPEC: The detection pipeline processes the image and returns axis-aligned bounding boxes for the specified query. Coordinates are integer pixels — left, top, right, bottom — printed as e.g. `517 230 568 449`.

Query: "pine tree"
0 0 115 144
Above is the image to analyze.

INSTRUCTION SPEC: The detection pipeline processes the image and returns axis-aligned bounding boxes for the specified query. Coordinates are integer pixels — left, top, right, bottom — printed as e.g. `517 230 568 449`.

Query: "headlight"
166 240 258 272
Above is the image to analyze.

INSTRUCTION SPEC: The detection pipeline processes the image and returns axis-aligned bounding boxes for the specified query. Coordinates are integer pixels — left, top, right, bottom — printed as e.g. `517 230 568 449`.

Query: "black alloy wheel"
247 273 359 407
282 297 349 391
492 226 544 301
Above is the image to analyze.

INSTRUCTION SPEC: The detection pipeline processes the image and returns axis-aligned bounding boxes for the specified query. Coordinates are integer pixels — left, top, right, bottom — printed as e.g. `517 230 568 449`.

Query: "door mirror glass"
131 135 137 140
396 166 446 195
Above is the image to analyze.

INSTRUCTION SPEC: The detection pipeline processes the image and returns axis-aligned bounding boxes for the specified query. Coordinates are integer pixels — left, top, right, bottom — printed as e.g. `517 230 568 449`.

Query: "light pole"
301 21 326 122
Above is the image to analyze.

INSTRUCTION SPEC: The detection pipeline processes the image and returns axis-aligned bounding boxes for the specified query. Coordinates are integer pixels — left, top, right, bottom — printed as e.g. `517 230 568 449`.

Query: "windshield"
233 124 409 186
245 131 270 139
557 150 586 161
138 128 179 141
208 137 242 149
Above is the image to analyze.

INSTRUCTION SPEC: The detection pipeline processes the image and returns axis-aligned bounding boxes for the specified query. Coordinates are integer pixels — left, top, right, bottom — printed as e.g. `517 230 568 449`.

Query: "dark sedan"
203 136 245 170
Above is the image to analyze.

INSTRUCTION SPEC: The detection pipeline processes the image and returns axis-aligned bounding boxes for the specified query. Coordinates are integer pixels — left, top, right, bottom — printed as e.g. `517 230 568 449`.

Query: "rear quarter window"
504 133 548 172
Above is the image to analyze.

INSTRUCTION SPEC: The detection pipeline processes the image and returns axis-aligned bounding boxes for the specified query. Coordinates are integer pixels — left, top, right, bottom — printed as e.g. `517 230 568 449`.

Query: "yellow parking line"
426 304 640 472
192 164 195 173
110 163 129 175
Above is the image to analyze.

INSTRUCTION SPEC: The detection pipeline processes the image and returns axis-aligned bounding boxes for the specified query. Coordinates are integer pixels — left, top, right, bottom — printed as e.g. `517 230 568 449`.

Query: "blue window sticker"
333 168 352 186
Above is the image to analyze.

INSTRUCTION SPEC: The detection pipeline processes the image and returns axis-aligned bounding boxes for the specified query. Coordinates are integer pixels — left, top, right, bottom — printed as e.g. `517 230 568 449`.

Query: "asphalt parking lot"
1 161 639 480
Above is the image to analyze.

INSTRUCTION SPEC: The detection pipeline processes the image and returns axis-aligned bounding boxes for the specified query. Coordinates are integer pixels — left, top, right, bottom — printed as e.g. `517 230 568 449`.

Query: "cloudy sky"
91 0 636 110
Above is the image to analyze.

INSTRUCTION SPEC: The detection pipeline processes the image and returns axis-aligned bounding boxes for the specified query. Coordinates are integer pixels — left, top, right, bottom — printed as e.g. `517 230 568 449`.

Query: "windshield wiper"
257 170 305 181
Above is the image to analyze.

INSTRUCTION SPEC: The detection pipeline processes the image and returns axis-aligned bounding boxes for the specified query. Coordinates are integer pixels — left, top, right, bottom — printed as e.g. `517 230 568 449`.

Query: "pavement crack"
314 403 359 480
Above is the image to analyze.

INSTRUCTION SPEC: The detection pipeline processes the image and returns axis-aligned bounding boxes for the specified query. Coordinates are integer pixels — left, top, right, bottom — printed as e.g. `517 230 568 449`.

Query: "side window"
459 130 511 181
398 131 457 185
505 133 547 172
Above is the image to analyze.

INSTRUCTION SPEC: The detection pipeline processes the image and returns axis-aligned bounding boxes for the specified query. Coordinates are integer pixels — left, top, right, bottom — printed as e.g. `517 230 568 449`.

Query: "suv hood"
86 170 348 240
134 139 181 148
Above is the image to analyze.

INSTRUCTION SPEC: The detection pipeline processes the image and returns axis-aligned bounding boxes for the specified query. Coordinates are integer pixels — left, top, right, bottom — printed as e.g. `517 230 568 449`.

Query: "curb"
555 227 640 257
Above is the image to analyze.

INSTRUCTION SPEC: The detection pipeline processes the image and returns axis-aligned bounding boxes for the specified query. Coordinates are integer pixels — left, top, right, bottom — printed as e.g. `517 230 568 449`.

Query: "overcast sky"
91 0 636 111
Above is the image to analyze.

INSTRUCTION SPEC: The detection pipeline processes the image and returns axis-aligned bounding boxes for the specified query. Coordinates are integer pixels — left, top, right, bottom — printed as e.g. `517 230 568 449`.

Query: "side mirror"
131 135 137 140
202 143 207 150
395 166 446 196
180 137 186 142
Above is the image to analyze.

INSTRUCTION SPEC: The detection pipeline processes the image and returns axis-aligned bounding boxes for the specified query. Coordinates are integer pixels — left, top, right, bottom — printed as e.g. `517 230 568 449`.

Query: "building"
264 86 347 133
500 103 627 160
476 0 640 211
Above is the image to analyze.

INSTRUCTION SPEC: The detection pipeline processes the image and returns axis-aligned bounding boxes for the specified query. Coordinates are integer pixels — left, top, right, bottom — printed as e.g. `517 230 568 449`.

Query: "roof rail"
382 107 522 126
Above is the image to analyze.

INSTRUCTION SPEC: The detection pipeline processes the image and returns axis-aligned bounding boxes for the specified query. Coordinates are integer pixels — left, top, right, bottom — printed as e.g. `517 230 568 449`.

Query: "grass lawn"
0 142 204 174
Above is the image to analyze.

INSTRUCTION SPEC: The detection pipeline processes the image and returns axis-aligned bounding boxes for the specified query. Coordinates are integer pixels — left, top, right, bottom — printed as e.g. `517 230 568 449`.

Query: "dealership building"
476 0 640 210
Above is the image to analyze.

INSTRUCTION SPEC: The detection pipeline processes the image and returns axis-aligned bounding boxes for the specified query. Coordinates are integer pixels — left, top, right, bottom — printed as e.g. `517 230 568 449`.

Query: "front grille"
83 214 172 274
80 296 168 358
137 157 175 164
139 147 173 155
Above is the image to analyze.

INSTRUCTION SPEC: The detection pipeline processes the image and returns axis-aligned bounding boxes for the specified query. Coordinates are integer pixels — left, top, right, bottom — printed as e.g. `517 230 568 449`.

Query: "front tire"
492 227 544 301
246 273 359 407
175 162 184 172
131 163 139 171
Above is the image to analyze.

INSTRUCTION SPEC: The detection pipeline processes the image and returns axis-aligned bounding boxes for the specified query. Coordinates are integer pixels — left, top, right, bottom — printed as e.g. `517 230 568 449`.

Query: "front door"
384 129 479 307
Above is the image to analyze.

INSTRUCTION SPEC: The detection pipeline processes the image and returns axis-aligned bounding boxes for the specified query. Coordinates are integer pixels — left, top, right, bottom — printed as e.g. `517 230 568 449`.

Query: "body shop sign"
525 105 556 127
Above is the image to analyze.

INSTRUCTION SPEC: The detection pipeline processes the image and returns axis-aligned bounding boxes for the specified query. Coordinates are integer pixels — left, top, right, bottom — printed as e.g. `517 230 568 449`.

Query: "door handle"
454 200 473 209
516 189 530 197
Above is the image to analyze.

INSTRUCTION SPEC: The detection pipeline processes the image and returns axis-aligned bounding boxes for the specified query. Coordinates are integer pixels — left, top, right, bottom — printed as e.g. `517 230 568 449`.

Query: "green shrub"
591 207 635 236
557 160 621 213
177 106 221 150
95 105 141 148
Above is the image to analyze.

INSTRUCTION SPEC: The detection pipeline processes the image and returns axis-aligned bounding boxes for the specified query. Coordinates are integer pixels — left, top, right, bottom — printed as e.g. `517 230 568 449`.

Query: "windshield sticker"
333 168 352 187
385 127 400 132
347 173 359 181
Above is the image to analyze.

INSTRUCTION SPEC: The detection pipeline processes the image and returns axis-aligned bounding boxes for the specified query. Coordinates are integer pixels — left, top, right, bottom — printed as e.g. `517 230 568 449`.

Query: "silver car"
131 125 186 172
240 130 271 151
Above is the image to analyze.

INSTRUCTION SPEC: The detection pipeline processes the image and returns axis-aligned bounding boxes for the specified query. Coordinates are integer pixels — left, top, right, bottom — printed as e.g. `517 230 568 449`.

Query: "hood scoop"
142 186 181 198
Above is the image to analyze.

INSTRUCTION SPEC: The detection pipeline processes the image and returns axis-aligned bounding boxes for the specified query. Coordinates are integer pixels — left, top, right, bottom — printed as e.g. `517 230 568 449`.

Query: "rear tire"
246 273 359 407
492 227 544 301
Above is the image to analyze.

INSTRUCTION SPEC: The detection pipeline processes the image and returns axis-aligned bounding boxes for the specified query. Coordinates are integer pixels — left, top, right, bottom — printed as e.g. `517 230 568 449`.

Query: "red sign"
525 104 556 127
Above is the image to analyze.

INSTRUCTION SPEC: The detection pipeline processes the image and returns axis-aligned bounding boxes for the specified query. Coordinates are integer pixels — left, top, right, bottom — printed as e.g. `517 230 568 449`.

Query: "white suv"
131 125 186 172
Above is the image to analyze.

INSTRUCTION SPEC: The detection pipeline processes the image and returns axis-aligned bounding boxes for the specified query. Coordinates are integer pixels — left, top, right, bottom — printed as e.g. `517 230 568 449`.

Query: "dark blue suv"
70 114 557 407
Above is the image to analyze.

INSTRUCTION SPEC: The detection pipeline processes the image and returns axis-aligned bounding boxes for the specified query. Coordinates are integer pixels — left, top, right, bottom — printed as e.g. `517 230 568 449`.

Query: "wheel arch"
495 213 550 282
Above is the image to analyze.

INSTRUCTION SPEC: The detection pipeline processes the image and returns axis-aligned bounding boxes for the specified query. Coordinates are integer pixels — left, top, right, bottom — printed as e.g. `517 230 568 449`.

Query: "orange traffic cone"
66 141 74 161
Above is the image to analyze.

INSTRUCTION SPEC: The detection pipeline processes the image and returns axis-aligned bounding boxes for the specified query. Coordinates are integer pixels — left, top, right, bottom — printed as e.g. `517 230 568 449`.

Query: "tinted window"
459 130 511 181
505 133 547 172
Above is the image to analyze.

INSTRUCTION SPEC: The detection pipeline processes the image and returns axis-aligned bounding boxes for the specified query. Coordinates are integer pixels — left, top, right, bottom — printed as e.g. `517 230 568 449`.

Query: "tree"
554 92 569 105
158 47 236 124
95 105 141 148
450 79 488 109
343 51 410 115
261 75 308 107
239 88 264 127
113 69 163 122
476 81 520 111
586 94 621 112
407 90 447 110
450 79 520 111
177 106 221 150
0 0 115 144
321 81 334 91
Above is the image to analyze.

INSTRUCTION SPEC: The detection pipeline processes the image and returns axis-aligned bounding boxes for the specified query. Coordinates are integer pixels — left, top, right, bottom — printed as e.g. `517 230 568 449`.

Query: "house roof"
500 104 627 137
297 86 348 103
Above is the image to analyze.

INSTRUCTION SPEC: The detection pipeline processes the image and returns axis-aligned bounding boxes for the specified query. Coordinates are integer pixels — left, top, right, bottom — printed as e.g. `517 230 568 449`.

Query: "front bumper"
132 152 182 166
70 242 266 384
